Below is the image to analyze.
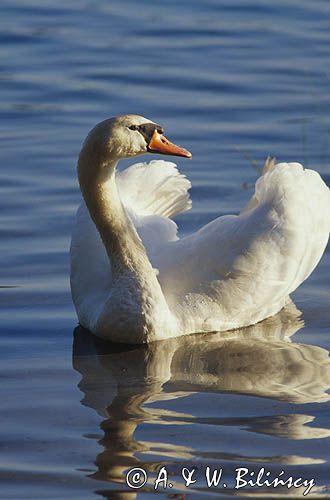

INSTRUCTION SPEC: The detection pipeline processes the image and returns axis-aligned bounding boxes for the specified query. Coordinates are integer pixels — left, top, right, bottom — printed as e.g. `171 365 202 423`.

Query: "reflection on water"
72 302 330 497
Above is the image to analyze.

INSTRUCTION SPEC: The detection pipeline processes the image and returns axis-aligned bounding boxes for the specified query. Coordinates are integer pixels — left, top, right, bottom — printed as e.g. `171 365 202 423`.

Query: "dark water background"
1 0 330 498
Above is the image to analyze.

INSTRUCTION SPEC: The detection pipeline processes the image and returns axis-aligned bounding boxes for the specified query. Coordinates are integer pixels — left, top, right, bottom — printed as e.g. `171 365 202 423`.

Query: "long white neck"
78 144 157 274
79 160 149 277
77 146 177 342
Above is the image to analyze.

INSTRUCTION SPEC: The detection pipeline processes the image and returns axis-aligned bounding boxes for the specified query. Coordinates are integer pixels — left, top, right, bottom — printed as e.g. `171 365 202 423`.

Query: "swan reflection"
72 302 330 494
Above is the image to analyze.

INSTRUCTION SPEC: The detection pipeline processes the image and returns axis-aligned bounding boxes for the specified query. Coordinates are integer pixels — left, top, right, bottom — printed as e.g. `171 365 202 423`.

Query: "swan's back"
155 163 330 334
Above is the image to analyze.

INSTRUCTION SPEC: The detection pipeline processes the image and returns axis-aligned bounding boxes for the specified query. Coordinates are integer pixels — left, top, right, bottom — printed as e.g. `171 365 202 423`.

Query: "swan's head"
82 114 192 163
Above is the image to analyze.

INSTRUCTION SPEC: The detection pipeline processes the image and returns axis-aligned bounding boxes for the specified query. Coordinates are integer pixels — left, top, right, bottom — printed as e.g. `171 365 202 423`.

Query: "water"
1 0 330 498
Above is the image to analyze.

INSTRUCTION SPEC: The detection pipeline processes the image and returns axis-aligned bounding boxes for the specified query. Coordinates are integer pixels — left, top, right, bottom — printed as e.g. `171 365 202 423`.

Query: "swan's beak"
148 130 192 158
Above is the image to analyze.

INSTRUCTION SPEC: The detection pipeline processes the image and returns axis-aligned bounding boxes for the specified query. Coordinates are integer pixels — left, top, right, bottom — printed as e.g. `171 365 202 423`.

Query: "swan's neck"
78 157 151 278
77 151 176 342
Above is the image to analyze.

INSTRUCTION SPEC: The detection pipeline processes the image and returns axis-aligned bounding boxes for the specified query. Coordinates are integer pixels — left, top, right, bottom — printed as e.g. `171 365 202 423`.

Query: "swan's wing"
117 160 191 218
116 160 191 255
156 163 330 333
70 201 111 329
70 160 192 327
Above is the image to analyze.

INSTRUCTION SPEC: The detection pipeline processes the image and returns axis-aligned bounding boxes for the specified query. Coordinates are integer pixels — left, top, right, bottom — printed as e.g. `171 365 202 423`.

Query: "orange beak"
148 130 192 158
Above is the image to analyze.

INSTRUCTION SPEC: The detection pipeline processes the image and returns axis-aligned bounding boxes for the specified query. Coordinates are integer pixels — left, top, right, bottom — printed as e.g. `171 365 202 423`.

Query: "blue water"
1 0 330 498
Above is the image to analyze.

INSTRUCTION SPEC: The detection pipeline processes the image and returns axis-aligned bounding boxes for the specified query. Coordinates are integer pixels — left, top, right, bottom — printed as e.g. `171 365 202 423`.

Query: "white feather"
71 159 330 342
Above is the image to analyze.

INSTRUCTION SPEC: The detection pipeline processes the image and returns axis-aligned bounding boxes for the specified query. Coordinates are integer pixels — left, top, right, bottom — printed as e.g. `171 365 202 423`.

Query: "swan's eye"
128 125 138 131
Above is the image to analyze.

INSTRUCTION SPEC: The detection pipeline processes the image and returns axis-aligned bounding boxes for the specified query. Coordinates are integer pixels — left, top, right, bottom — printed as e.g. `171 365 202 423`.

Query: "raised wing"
117 160 191 255
155 163 330 333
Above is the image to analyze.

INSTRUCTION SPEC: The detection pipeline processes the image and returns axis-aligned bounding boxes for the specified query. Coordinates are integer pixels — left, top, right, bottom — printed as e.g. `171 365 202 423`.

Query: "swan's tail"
262 155 276 175
116 160 191 218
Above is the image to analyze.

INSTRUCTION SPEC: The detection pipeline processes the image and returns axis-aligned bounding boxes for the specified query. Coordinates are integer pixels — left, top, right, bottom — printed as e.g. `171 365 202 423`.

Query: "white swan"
70 114 330 343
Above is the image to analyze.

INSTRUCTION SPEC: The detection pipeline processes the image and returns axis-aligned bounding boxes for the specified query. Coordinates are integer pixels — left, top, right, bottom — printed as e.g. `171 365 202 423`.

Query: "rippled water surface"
1 0 330 498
